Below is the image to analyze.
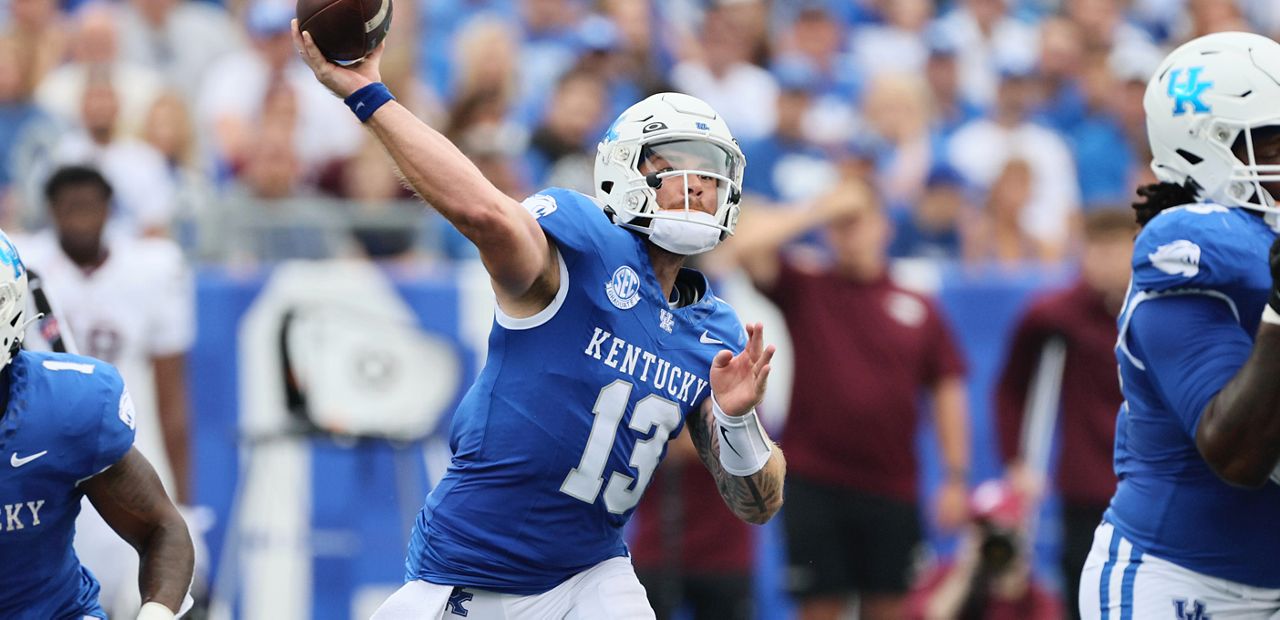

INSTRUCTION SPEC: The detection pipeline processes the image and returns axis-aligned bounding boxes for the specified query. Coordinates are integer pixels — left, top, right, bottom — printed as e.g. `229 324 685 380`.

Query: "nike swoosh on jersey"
699 331 723 345
10 450 48 468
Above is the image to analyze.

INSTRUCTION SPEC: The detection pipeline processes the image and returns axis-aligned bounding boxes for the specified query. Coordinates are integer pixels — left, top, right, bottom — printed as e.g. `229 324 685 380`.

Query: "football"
296 0 392 65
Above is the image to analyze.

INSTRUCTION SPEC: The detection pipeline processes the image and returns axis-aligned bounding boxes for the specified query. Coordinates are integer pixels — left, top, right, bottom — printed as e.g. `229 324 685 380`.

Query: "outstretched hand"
290 19 383 99
709 322 776 416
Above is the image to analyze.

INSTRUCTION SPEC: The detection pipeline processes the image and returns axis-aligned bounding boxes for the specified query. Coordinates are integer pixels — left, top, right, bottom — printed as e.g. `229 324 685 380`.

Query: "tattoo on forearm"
686 404 784 524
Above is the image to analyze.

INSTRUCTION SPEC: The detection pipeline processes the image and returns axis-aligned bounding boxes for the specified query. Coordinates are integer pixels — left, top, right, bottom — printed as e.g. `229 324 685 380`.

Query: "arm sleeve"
995 309 1052 464
1128 294 1254 438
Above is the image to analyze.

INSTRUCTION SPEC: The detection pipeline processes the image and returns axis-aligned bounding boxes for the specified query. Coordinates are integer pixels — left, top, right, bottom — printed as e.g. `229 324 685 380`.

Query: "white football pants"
1080 521 1280 619
370 556 655 620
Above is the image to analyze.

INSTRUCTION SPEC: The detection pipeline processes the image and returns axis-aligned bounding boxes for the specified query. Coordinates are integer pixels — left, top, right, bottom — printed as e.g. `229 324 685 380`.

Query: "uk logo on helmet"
0 234 23 280
605 266 641 310
1168 67 1213 116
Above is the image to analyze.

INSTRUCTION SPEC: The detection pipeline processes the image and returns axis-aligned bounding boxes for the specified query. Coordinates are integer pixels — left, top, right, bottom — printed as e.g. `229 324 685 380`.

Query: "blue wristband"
344 82 395 123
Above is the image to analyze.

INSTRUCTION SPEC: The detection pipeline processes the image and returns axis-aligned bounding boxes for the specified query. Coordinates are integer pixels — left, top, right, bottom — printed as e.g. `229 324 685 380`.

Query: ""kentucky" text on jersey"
583 327 709 408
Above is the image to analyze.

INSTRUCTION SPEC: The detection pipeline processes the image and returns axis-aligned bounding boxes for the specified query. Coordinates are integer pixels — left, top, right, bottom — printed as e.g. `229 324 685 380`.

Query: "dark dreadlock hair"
1132 180 1200 227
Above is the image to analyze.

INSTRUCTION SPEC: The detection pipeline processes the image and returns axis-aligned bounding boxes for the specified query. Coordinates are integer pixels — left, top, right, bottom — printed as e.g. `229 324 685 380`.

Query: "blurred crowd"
0 0 1274 264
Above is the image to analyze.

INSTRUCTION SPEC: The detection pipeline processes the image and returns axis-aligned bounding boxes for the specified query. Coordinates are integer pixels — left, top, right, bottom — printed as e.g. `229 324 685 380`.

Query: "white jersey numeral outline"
560 380 682 514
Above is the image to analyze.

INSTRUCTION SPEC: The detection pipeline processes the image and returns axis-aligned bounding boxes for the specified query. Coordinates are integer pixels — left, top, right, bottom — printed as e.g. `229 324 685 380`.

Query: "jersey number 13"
560 379 682 513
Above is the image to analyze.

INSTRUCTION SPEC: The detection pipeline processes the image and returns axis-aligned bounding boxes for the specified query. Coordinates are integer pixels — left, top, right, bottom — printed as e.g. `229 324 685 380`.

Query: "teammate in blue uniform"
0 229 193 620
293 22 786 619
1080 32 1280 618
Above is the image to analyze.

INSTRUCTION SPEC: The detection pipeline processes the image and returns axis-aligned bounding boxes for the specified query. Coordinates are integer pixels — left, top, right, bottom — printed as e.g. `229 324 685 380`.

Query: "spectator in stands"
3 0 67 98
418 0 513 100
0 36 58 203
908 480 1062 620
238 121 302 202
450 16 520 115
849 0 934 79
932 0 1038 109
947 58 1081 261
196 0 361 183
769 5 858 146
961 159 1049 265
116 0 246 100
670 3 777 141
600 0 671 99
632 433 755 620
924 38 983 140
995 209 1135 619
1181 0 1251 40
566 14 645 128
142 91 209 245
1069 54 1136 209
338 137 419 261
1108 49 1159 188
35 3 163 139
1063 0 1159 59
1035 17 1088 132
225 122 342 262
373 0 444 130
889 165 973 260
731 179 971 620
51 68 175 236
523 68 606 193
861 73 935 209
738 60 836 204
513 0 583 119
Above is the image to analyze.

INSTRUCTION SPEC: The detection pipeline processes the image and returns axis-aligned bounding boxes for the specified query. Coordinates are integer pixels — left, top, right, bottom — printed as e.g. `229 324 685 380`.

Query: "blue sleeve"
1129 294 1253 438
521 188 612 261
88 366 135 475
1132 206 1259 293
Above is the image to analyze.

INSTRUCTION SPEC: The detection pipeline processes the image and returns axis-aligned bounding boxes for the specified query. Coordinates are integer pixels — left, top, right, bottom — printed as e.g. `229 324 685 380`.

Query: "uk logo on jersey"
118 389 136 430
1149 239 1202 277
521 194 558 220
605 266 641 310
1168 67 1213 116
659 308 674 333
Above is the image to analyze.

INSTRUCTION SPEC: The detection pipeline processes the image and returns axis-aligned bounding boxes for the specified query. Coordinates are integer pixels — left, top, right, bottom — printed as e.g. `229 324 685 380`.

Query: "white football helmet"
0 230 27 367
1145 32 1280 211
594 93 745 252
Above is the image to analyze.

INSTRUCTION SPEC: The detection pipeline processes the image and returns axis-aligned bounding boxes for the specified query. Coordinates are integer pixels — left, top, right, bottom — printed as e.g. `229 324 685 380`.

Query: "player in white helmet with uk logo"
292 20 786 620
1081 31 1280 619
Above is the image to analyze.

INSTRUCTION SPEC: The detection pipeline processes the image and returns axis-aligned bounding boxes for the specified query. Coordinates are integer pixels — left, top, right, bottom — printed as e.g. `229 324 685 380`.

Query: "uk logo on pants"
1173 598 1210 620
447 587 473 617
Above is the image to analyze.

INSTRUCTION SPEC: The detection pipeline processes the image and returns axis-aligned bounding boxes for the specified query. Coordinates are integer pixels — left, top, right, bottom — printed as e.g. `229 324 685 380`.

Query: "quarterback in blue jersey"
0 229 194 619
294 23 786 619
1080 32 1280 619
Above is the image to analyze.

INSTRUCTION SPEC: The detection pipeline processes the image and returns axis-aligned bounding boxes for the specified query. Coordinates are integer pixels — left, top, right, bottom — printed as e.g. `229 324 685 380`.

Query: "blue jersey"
406 188 747 594
0 350 134 619
1109 203 1280 587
